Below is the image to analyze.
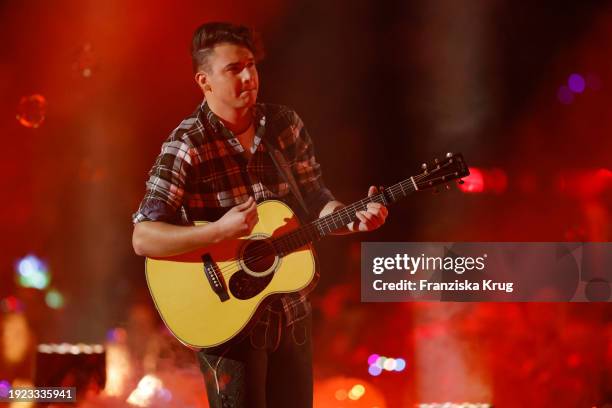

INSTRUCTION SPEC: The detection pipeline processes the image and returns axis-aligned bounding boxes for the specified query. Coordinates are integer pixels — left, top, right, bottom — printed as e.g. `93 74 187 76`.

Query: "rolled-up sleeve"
132 139 193 224
290 112 335 216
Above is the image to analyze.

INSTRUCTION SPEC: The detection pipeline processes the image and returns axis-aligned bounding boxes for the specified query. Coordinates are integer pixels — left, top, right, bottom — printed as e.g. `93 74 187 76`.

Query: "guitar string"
210 177 422 279
212 167 459 279
211 168 457 279
231 160 461 268
209 168 456 279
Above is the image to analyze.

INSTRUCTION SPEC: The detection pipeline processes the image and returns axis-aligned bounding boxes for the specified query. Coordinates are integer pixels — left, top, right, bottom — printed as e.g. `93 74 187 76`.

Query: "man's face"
202 43 259 110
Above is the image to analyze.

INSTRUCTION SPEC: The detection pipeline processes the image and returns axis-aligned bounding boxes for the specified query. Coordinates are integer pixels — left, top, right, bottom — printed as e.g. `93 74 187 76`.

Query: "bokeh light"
56 343 70 354
348 384 366 400
458 168 484 193
126 374 170 407
368 364 382 376
383 358 396 371
104 342 131 397
15 255 50 290
0 380 10 398
38 343 102 354
557 85 574 104
45 289 65 309
16 94 47 128
72 43 97 78
1 313 31 364
106 327 128 343
368 354 407 376
457 167 506 194
395 358 407 372
567 73 586 93
367 353 379 365
314 377 386 407
0 296 24 313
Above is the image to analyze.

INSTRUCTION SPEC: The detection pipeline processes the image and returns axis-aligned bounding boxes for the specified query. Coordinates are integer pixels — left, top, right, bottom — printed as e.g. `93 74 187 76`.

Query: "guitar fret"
271 154 466 252
332 216 342 230
316 220 324 236
274 222 321 255
325 219 333 233
341 212 351 225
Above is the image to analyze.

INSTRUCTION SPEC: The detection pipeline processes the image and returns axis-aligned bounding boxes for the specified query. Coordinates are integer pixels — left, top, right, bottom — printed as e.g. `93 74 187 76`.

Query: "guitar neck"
270 152 469 255
271 177 418 255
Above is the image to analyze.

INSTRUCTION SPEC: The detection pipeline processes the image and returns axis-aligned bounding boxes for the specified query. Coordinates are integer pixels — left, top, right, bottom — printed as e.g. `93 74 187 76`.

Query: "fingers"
243 199 257 214
358 210 374 224
356 202 388 231
355 211 368 228
363 186 388 230
356 210 381 231
235 196 254 211
367 202 388 219
364 210 383 228
246 205 258 225
243 200 258 231
232 197 258 235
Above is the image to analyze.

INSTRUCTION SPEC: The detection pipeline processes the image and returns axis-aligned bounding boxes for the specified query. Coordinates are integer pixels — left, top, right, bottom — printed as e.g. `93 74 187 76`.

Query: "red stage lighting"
458 167 507 194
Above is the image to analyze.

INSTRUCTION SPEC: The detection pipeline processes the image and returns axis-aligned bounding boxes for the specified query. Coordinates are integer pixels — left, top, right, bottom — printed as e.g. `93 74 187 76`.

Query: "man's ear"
195 71 211 92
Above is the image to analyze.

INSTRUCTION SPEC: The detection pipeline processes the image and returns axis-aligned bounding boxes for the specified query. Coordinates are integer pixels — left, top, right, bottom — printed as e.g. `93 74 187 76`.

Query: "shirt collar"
199 100 266 139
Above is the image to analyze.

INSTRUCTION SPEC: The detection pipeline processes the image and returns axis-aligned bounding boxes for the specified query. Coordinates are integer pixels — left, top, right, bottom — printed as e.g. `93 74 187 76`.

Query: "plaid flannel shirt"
133 101 334 326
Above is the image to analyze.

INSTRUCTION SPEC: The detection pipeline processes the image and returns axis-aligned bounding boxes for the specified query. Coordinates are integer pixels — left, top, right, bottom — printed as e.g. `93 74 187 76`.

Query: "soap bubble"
16 94 47 128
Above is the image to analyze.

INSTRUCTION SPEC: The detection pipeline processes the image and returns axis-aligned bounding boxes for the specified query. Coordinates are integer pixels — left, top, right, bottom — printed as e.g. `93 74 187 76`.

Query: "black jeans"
197 310 313 408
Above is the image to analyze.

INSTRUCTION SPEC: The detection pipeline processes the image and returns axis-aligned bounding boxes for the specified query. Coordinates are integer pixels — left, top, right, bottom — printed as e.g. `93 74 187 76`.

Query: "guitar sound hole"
243 239 276 274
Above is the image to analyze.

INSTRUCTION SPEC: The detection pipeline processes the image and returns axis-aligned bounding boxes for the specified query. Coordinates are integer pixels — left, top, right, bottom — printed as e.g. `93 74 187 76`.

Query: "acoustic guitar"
145 153 469 350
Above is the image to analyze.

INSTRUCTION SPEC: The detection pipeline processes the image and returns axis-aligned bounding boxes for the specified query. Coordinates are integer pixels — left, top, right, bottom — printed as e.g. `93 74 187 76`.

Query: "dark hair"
191 22 262 73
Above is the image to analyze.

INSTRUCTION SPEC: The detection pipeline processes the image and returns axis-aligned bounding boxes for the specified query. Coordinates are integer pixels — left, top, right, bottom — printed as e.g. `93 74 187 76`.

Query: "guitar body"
145 200 317 350
143 153 469 351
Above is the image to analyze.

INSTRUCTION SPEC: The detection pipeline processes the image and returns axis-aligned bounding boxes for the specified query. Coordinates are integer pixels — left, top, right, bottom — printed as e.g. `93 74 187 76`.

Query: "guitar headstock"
415 152 469 191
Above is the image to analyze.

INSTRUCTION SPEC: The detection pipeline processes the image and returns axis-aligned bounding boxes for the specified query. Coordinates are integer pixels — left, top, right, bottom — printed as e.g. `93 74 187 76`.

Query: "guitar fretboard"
270 177 418 255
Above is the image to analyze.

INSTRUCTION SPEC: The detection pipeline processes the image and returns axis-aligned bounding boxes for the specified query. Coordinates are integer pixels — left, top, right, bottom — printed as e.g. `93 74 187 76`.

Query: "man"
132 22 387 408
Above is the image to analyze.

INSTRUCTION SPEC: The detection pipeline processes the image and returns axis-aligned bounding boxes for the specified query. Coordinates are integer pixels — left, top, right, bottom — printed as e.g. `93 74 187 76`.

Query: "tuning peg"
445 184 451 190
421 163 428 170
446 152 453 158
434 158 439 164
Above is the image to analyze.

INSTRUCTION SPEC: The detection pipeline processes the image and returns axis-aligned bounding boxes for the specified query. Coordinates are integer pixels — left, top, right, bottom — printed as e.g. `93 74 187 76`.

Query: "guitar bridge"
202 253 229 302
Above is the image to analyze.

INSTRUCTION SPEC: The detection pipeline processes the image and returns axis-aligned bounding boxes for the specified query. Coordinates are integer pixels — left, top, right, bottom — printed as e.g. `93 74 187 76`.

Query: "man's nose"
240 68 253 84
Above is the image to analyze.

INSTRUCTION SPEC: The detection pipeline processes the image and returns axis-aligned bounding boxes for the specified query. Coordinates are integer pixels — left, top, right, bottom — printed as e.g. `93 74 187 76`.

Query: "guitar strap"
262 137 310 217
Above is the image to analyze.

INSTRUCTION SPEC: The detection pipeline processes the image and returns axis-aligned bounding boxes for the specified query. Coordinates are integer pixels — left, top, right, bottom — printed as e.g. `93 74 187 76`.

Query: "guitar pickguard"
229 270 274 300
